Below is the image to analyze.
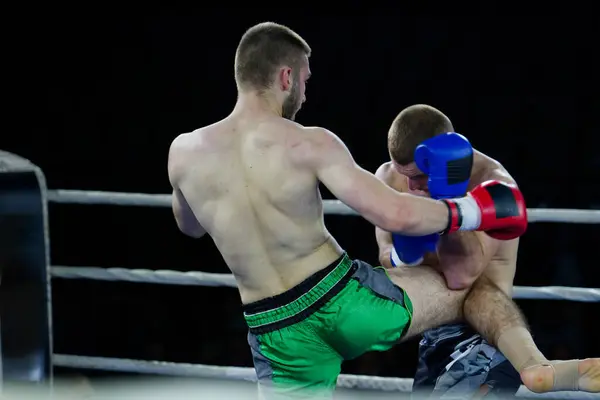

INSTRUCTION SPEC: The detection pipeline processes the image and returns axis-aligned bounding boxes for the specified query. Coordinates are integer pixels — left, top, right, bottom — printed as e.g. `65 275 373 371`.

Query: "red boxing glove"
471 180 527 239
442 180 528 240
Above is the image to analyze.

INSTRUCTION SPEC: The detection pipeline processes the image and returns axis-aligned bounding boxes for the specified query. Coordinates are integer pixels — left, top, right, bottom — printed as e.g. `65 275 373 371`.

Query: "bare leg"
465 276 600 393
386 266 468 341
388 267 599 393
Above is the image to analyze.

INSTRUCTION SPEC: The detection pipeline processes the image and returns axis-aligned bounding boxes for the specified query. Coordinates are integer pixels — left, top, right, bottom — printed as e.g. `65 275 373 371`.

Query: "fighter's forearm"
391 195 451 235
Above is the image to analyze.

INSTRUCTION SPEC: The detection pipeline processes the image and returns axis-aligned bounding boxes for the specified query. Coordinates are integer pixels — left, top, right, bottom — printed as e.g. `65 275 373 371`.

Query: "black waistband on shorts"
242 253 356 335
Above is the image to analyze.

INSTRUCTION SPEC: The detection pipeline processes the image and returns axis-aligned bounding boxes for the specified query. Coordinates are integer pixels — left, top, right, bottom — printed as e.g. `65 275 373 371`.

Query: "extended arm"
299 128 450 235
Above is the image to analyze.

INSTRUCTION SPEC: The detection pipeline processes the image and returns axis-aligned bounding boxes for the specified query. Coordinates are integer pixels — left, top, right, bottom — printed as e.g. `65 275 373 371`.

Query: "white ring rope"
51 266 600 302
47 189 600 223
52 354 599 399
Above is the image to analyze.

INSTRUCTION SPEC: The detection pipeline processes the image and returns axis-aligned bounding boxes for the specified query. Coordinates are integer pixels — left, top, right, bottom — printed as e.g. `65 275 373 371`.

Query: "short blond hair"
388 104 454 165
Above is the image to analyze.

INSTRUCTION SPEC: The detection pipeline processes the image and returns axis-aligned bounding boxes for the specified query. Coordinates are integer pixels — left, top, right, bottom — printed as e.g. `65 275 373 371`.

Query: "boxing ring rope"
50 266 600 302
47 189 600 399
47 189 600 223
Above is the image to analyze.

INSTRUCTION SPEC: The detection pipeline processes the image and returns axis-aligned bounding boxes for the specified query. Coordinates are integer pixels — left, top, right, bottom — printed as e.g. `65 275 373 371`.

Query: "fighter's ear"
278 66 293 91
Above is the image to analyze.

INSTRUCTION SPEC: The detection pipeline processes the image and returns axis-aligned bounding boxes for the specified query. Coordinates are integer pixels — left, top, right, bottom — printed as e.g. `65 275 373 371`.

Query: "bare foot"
579 358 600 393
521 358 600 393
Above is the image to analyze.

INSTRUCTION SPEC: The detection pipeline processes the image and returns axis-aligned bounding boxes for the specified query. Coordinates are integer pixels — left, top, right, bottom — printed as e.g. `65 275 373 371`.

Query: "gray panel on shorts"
247 332 273 382
350 260 406 306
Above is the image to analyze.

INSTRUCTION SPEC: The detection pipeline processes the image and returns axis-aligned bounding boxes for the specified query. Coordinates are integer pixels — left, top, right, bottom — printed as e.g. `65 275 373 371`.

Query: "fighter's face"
282 58 310 121
392 160 429 197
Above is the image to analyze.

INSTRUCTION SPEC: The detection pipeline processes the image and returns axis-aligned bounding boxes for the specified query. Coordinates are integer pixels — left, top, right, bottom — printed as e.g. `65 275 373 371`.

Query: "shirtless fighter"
375 104 600 397
167 22 530 398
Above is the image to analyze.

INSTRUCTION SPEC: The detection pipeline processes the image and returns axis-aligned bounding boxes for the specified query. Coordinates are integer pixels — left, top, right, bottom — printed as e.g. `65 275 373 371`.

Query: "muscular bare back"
376 151 519 294
168 115 344 304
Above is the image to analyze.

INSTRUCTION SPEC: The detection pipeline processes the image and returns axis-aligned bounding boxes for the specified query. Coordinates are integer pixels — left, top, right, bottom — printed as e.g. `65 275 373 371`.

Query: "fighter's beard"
282 82 300 121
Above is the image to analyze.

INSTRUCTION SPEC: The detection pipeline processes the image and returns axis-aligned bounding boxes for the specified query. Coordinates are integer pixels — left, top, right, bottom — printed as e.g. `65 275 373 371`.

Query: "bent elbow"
184 229 206 239
187 226 207 239
176 221 206 239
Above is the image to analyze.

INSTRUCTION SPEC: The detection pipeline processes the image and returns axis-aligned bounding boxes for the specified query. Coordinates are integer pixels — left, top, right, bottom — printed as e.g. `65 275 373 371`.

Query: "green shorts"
243 253 413 398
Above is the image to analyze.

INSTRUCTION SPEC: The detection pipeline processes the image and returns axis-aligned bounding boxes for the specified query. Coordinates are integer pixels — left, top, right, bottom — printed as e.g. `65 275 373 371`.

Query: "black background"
6 13 599 382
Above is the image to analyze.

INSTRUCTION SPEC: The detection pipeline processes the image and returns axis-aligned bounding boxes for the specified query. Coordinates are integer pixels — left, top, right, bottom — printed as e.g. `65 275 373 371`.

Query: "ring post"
0 151 53 390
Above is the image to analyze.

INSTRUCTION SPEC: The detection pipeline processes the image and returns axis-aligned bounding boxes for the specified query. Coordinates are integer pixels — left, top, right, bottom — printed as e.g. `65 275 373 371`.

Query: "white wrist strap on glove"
449 195 481 231
390 247 423 268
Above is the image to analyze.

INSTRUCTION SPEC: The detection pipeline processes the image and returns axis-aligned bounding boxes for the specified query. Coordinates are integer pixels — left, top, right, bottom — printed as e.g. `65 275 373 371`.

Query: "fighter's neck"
233 92 282 118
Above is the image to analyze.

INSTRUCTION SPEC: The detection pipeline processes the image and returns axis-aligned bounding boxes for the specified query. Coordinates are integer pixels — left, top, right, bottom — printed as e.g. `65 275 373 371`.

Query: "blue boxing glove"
390 232 439 267
414 132 473 199
389 133 472 267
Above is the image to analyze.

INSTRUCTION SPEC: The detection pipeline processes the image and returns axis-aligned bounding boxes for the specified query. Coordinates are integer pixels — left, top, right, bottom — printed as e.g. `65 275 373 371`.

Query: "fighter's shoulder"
266 119 325 142
299 125 340 143
286 123 345 152
283 124 348 170
374 162 394 181
168 129 205 176
375 162 404 191
171 123 220 150
169 129 199 159
473 152 517 186
169 131 192 152
172 124 210 144
486 166 517 186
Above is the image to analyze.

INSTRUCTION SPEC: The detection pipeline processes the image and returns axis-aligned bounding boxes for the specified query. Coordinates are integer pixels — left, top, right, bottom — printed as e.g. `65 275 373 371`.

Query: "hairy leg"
465 275 599 393
389 267 599 393
464 275 540 366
